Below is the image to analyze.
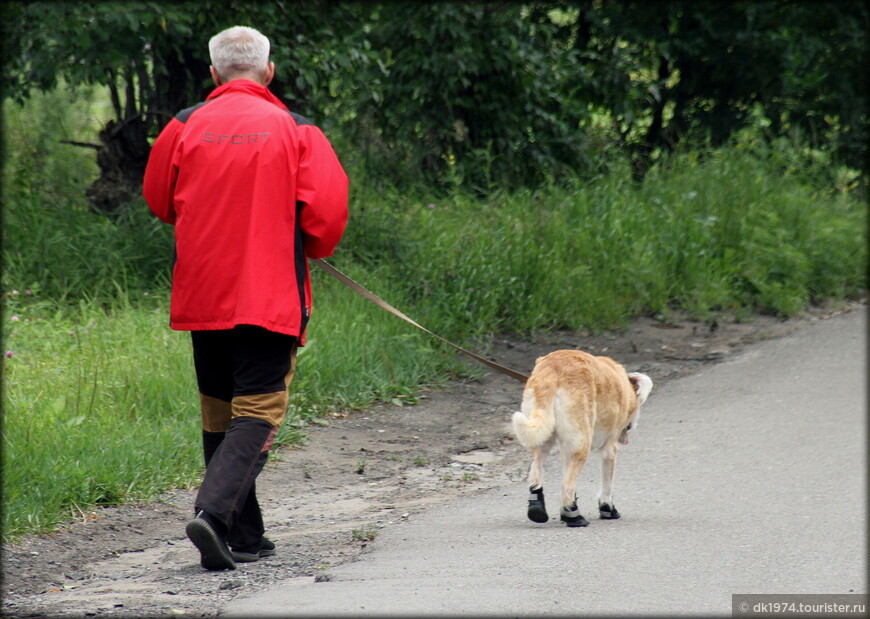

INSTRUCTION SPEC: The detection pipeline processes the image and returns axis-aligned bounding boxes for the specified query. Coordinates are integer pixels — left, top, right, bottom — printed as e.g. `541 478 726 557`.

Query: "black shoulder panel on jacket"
175 101 210 124
289 111 314 126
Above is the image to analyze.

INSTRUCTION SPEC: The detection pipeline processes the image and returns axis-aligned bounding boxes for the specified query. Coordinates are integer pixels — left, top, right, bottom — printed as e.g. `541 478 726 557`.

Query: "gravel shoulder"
2 301 861 618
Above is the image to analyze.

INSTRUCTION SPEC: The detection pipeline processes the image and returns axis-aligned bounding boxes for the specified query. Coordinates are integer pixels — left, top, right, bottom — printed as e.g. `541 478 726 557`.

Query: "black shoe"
232 537 276 563
560 502 590 527
186 510 236 571
527 486 549 523
598 502 621 520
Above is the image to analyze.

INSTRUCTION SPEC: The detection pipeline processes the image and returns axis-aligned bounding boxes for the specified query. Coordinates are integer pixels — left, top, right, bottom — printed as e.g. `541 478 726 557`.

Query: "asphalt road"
223 307 867 617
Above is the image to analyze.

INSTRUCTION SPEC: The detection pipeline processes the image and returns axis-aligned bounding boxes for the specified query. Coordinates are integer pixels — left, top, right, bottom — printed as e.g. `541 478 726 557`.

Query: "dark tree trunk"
85 116 151 216
86 47 210 216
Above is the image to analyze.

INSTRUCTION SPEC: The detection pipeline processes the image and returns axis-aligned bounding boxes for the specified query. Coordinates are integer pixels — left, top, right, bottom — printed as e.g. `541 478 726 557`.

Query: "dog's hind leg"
527 434 554 490
559 445 590 527
597 442 621 520
526 436 554 523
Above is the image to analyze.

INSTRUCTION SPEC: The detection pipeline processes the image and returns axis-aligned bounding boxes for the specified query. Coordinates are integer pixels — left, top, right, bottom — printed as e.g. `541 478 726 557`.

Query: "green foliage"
0 1 371 213
2 86 174 299
345 3 592 190
351 526 378 542
1 83 103 197
0 0 373 135
338 134 866 336
557 0 869 177
3 1 865 196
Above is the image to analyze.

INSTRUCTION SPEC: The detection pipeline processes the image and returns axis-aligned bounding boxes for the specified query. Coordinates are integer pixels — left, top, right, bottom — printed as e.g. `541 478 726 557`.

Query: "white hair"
208 26 270 78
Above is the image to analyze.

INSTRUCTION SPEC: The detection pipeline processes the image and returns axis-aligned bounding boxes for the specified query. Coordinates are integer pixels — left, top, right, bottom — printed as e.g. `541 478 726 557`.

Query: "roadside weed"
351 526 378 542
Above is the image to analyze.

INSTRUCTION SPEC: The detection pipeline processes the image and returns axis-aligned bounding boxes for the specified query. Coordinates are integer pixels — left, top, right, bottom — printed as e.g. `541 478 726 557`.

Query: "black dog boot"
598 501 621 520
527 486 549 523
560 501 590 527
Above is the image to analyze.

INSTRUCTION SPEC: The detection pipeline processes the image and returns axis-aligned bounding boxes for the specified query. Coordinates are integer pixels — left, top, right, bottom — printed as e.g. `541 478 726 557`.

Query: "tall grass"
2 292 201 536
2 85 866 540
340 139 866 336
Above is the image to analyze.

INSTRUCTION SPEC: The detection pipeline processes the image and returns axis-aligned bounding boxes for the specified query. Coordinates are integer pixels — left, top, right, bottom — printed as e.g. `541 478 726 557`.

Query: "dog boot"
527 486 549 523
598 501 621 520
560 502 589 527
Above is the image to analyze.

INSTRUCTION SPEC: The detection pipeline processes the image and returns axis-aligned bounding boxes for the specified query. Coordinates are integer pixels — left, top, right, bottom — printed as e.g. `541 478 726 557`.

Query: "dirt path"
2 302 860 618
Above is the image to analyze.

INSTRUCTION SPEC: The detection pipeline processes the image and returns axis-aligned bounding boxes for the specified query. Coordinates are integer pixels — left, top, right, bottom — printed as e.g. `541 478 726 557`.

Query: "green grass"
2 84 866 541
2 293 201 537
342 143 866 336
1 280 458 539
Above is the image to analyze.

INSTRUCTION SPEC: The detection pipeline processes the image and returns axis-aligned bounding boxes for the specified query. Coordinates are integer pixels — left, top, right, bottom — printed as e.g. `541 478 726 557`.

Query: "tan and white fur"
512 350 653 527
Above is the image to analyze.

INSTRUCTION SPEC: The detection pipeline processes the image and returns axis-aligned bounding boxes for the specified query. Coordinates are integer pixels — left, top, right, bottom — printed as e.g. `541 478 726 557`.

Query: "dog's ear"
627 372 653 405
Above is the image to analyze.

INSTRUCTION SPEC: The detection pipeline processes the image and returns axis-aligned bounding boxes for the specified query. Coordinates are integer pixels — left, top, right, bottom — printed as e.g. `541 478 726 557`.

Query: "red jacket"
143 80 348 340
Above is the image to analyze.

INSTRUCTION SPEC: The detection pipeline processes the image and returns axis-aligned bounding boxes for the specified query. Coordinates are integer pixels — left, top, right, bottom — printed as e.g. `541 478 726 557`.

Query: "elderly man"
143 26 348 570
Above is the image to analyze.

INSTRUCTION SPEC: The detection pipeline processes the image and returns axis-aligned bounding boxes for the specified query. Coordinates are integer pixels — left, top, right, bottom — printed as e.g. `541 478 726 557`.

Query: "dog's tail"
511 369 558 448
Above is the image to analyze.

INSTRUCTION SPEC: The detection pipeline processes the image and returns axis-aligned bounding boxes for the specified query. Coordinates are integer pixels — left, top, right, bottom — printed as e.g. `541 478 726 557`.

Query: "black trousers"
190 325 297 551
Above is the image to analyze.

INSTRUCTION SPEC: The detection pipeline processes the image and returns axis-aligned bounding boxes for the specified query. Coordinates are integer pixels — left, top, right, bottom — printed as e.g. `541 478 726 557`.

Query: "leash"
312 259 530 384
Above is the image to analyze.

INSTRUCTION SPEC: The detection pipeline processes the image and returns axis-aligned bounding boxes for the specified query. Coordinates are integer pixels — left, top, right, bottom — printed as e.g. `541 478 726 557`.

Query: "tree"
560 0 869 177
346 2 594 190
1 0 368 214
3 1 866 208
4 3 207 213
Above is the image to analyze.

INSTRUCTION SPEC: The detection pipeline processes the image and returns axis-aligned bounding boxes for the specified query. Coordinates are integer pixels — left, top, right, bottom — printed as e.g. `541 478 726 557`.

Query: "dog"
511 350 653 527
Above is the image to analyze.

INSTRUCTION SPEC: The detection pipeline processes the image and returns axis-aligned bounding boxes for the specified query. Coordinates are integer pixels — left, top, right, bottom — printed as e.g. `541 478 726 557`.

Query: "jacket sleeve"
295 125 349 259
142 119 184 225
